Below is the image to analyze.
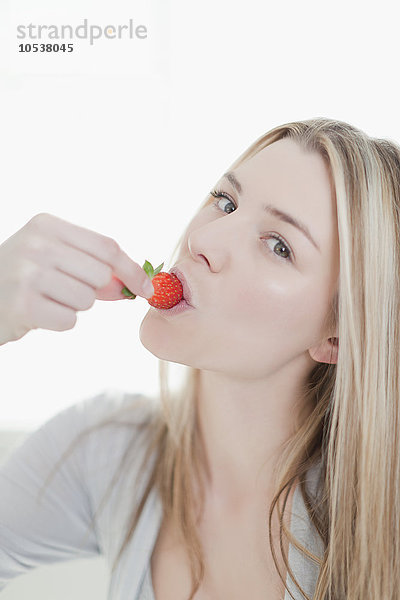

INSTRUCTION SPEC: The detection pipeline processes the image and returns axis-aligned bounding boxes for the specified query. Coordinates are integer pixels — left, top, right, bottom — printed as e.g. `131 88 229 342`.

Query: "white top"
0 390 325 599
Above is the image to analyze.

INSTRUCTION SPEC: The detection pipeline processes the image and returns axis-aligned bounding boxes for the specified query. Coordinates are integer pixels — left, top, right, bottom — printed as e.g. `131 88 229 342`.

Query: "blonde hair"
38 117 400 599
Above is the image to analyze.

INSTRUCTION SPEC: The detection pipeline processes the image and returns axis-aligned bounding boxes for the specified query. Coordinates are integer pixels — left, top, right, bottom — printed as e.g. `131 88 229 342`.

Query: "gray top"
0 390 324 599
137 457 324 600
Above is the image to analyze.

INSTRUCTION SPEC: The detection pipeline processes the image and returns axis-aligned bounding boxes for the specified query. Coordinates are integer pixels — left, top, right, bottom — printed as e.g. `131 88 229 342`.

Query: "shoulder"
6 389 161 506
43 389 162 532
55 388 160 475
60 388 158 428
36 388 159 457
79 389 160 470
84 389 158 432
2 389 160 485
75 391 162 554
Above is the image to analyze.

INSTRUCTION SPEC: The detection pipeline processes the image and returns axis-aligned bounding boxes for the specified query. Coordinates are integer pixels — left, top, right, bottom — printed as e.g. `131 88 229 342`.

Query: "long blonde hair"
38 117 400 599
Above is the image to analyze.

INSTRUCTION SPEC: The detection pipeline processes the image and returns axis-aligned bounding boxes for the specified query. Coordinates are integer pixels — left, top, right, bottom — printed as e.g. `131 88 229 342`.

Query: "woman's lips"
154 298 194 315
169 267 195 308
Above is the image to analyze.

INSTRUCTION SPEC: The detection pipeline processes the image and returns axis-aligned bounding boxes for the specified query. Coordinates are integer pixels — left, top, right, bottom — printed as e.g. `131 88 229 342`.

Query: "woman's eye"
209 189 293 263
263 236 293 262
210 190 236 214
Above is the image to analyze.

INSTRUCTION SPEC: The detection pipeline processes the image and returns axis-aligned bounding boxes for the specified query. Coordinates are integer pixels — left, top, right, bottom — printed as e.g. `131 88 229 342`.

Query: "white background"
1 0 400 429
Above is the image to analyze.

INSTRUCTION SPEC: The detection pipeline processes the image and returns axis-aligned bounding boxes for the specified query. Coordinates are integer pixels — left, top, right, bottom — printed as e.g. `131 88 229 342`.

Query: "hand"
0 212 154 344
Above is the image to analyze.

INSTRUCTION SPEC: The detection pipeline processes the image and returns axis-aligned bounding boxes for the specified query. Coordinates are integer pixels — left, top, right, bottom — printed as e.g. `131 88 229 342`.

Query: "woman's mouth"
168 267 195 307
153 297 194 315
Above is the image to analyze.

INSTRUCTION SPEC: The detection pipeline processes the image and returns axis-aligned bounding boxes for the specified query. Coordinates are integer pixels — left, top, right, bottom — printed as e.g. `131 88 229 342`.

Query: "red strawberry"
121 260 183 309
147 271 183 309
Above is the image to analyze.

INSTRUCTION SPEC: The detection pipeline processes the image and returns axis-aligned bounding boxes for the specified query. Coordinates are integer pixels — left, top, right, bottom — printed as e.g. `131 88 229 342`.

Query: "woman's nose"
187 225 232 273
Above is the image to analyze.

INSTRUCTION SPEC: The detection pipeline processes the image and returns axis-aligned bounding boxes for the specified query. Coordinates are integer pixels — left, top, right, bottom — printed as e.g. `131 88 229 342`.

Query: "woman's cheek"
228 283 270 321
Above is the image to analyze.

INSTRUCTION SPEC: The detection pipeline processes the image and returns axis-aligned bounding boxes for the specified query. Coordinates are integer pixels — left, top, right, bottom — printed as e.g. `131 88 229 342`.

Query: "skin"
139 137 340 507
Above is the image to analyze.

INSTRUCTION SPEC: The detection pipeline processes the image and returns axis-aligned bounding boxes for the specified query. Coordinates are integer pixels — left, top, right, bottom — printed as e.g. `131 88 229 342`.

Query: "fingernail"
142 278 154 297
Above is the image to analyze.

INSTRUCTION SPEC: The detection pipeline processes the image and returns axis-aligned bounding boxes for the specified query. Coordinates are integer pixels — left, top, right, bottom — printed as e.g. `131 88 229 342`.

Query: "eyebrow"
223 171 321 253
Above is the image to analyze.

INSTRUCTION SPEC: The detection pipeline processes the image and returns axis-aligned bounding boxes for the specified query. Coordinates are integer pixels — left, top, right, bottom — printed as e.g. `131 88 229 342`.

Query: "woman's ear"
308 336 339 364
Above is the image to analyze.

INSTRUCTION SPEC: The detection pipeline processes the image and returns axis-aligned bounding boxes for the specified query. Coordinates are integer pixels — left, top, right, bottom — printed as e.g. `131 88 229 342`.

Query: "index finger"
43 214 152 298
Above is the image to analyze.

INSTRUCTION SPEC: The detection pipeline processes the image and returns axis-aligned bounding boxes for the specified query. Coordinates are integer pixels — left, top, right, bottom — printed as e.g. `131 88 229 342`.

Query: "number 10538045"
18 43 74 52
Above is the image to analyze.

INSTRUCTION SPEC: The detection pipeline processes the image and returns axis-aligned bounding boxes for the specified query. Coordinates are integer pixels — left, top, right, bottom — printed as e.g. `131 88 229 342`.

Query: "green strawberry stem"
121 287 137 299
121 260 164 300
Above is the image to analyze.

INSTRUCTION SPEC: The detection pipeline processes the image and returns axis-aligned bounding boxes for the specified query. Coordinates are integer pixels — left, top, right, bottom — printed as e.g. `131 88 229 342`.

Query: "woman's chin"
139 305 203 368
139 311 176 361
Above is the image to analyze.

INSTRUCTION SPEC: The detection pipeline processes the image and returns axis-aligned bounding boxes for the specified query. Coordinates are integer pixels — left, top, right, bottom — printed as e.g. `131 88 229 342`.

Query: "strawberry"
146 271 184 309
121 260 183 309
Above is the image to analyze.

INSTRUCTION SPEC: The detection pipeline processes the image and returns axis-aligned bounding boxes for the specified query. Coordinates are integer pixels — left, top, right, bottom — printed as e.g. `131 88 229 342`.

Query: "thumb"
95 274 136 301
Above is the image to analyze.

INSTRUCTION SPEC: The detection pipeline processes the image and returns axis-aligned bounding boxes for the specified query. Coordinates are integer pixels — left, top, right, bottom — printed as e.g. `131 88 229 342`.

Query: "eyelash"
209 189 294 263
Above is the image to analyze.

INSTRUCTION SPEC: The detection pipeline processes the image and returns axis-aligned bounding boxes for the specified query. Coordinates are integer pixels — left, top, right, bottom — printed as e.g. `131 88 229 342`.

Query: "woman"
0 117 399 600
